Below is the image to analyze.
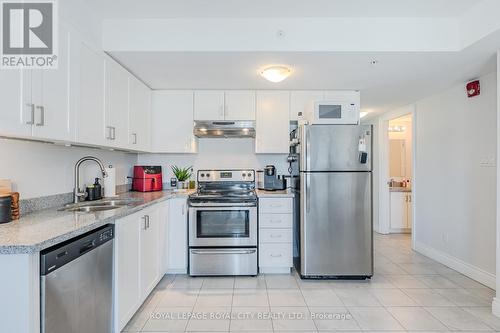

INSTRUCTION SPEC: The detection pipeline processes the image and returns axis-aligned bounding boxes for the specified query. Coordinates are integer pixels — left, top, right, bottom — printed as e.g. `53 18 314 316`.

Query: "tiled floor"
122 233 499 332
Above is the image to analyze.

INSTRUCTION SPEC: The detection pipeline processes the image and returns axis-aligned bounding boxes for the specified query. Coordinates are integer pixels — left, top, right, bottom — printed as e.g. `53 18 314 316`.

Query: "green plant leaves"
171 165 193 181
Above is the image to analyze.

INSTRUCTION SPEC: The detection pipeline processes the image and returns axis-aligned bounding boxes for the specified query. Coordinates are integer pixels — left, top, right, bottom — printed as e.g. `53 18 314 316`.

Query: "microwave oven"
311 100 360 125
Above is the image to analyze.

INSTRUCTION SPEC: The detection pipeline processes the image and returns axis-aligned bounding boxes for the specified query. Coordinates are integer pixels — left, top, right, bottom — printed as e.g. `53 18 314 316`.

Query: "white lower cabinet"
389 191 412 231
114 201 168 332
258 197 293 274
166 198 188 273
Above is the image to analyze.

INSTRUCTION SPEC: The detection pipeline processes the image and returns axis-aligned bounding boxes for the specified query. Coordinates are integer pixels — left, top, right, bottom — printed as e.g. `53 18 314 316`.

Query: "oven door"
189 206 257 247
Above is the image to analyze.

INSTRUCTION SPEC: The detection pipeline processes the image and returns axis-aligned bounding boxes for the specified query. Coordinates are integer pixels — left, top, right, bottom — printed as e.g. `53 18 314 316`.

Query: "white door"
105 58 129 148
224 90 255 120
390 192 406 229
290 91 324 121
114 213 141 332
194 90 224 120
129 76 151 151
141 208 160 297
32 29 73 141
0 70 31 137
152 90 196 153
167 198 188 273
76 42 106 146
255 91 290 153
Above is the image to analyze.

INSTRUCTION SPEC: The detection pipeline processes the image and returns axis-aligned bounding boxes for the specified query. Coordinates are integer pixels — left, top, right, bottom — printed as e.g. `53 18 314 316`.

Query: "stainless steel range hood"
194 121 255 138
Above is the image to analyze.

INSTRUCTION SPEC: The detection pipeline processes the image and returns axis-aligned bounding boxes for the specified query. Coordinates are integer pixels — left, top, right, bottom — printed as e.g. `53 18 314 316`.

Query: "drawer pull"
270 253 282 257
270 220 282 223
270 234 282 238
269 204 283 207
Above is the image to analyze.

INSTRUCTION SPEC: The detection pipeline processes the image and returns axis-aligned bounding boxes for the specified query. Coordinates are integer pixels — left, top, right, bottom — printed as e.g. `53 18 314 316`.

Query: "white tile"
417 275 461 289
142 307 190 332
334 288 381 307
463 307 500 331
425 306 493 331
398 263 439 275
156 289 199 308
234 276 267 289
195 289 233 307
388 275 428 289
401 288 455 307
445 274 489 289
348 307 405 331
185 319 230 332
169 275 204 289
387 307 448 331
370 289 418 306
434 288 491 307
301 289 344 307
232 289 269 307
265 274 299 289
268 289 306 307
202 277 235 289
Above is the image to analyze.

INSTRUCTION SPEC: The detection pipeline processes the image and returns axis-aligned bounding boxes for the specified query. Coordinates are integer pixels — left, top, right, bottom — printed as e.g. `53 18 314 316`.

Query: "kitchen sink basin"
60 198 143 212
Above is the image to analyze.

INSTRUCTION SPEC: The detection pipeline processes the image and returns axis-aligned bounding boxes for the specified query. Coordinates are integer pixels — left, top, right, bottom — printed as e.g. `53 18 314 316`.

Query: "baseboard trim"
414 241 496 289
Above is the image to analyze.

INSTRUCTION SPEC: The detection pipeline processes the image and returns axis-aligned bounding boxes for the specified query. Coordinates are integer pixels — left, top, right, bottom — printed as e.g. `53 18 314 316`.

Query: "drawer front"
259 198 293 213
259 229 292 243
259 243 292 267
259 213 292 228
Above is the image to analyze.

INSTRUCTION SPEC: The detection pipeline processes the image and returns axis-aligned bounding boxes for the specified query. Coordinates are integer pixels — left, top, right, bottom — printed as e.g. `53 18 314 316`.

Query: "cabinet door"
167 198 188 273
224 90 255 120
158 201 169 276
255 91 290 153
141 208 160 297
114 213 141 332
290 91 323 121
32 28 72 141
389 192 406 229
0 70 31 137
406 194 412 229
194 90 224 120
152 90 197 153
105 58 129 148
129 76 151 151
76 42 106 145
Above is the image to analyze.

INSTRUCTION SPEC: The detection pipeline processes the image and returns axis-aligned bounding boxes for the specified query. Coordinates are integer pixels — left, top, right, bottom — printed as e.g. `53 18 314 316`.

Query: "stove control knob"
200 173 205 178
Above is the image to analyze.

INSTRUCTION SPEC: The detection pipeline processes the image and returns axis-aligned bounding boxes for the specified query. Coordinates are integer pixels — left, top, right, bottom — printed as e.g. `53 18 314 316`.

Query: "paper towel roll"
104 166 117 197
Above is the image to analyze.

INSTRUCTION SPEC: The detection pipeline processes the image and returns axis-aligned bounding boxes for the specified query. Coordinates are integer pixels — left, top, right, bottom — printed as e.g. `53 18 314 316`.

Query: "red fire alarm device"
466 80 480 98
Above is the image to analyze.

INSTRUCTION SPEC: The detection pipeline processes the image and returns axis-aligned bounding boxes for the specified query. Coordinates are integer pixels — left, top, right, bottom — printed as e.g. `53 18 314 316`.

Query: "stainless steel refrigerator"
292 124 373 279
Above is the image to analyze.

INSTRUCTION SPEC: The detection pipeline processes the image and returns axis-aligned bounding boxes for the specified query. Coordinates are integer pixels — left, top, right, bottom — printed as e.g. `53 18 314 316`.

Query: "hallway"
123 233 498 332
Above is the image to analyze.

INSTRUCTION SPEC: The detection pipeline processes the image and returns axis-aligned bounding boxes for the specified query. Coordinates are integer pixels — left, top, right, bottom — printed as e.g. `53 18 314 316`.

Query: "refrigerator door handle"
306 173 311 213
305 126 311 171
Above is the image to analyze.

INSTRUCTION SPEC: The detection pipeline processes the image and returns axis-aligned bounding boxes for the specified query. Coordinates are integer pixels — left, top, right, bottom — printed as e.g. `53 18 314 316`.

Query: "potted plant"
171 165 192 189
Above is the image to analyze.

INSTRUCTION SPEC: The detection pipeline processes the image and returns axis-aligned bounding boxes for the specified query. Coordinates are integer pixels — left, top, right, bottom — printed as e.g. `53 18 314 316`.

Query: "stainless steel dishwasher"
40 224 114 333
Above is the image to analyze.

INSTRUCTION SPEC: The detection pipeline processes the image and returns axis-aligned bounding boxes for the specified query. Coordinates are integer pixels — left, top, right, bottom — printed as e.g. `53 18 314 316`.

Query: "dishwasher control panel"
99 228 114 242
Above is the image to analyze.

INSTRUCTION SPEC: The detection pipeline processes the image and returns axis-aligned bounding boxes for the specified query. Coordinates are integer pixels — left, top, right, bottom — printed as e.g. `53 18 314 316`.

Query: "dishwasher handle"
40 224 114 276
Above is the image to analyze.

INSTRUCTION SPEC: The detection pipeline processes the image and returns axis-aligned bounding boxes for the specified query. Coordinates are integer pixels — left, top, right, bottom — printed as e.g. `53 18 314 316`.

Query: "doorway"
376 105 416 248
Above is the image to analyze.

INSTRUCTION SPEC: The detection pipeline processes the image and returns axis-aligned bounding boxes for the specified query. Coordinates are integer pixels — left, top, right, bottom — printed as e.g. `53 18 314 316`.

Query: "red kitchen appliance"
132 166 163 192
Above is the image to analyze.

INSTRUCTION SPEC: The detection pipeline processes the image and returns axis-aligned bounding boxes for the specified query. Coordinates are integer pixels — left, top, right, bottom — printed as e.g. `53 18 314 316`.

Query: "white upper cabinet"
129 76 152 151
0 70 30 137
290 91 324 121
255 91 290 154
224 90 255 120
152 90 197 153
76 41 106 146
194 90 224 120
105 57 130 148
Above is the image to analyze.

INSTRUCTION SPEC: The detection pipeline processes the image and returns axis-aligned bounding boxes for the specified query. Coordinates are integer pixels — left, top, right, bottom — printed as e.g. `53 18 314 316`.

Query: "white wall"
0 139 137 199
138 139 289 184
414 71 497 286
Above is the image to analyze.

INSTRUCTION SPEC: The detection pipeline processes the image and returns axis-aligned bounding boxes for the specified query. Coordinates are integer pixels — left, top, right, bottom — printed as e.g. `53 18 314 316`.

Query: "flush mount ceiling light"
360 111 368 119
260 66 291 83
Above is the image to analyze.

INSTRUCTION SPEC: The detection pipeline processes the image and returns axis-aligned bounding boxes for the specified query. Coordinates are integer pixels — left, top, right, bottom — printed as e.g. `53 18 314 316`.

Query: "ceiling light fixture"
360 111 368 119
260 66 291 83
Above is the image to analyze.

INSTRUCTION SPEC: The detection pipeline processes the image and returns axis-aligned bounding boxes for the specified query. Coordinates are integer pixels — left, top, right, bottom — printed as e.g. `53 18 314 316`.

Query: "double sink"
61 198 143 213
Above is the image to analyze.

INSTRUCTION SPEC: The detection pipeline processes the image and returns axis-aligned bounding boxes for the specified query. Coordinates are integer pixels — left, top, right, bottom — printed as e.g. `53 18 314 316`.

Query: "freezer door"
300 172 372 277
301 124 372 172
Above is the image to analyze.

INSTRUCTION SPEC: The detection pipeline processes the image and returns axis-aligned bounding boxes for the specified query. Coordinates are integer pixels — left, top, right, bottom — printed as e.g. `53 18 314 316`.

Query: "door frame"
377 104 417 249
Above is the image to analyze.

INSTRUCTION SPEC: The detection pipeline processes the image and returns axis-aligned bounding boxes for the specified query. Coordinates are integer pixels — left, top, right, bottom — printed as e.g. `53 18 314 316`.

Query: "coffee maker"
258 165 286 191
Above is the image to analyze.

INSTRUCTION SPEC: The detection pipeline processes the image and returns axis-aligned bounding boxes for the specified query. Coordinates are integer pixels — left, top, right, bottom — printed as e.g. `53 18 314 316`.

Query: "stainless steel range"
188 169 258 276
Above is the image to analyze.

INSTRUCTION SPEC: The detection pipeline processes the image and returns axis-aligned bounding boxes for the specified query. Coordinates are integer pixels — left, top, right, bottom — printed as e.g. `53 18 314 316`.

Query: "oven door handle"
191 249 257 255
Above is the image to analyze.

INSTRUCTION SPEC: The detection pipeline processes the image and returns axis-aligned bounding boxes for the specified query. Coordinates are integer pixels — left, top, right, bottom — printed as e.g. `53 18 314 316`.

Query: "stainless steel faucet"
74 156 108 203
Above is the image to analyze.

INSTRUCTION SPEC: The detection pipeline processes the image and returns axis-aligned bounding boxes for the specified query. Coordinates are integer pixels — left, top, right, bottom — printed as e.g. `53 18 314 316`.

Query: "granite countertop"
256 189 295 198
389 187 412 193
0 190 195 254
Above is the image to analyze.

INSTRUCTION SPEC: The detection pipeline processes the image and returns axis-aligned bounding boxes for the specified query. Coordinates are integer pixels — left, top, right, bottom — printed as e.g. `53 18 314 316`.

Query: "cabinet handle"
270 234 282 238
26 103 35 125
132 133 137 144
35 106 45 126
111 127 116 140
142 215 148 230
270 253 282 257
269 220 282 223
182 205 185 215
146 215 150 229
